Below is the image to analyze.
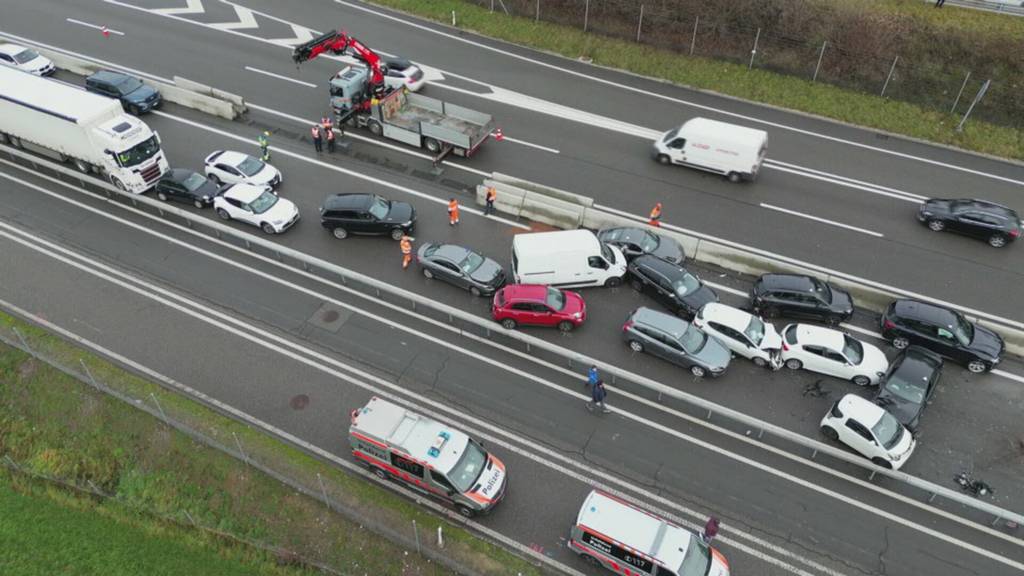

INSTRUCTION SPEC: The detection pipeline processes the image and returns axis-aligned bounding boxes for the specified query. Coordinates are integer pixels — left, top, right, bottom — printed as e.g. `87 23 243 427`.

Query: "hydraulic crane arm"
291 29 384 86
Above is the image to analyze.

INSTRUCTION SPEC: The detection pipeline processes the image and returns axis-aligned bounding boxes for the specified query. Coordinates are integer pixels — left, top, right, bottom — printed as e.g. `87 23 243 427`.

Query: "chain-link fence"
467 0 1022 128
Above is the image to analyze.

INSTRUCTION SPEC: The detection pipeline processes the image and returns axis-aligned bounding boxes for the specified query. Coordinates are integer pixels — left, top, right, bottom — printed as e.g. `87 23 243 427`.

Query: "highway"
1 0 1024 574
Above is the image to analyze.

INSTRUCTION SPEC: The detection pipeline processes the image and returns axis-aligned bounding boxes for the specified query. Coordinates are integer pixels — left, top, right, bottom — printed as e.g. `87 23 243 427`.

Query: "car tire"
988 234 1007 248
216 208 231 220
852 375 872 387
456 505 476 518
826 315 844 327
193 199 205 209
372 467 391 481
367 120 383 136
820 426 839 441
390 228 404 241
871 457 893 469
927 219 946 232
690 365 706 378
891 336 909 350
422 268 434 280
558 320 574 333
727 172 742 183
655 154 671 165
469 286 482 297
628 340 644 353
753 357 768 368
73 158 92 174
111 177 127 192
157 191 169 202
604 276 622 288
260 222 277 235
424 137 441 154
128 104 140 116
967 358 990 374
332 227 348 240
784 358 803 370
500 318 517 330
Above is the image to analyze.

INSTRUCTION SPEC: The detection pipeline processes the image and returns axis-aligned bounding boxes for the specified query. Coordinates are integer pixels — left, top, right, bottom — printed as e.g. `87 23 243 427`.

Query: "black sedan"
417 243 506 297
154 169 221 208
874 346 943 431
917 198 1021 248
627 254 717 318
750 273 853 325
597 227 685 263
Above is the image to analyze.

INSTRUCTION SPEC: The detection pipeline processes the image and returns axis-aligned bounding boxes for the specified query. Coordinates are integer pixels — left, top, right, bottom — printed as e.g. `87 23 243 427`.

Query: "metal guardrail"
932 0 1024 16
2 143 1021 533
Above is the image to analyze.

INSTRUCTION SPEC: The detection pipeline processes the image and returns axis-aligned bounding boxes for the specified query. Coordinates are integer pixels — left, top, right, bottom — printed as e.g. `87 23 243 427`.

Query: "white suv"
0 43 55 76
820 394 916 470
214 183 299 235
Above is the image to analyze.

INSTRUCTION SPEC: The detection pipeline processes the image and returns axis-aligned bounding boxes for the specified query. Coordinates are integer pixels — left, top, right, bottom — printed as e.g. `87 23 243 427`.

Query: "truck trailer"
0 66 169 194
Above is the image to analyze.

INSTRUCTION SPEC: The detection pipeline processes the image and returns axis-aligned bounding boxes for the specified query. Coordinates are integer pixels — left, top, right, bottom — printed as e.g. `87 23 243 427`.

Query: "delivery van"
349 397 507 517
652 117 768 182
512 229 627 288
570 490 730 576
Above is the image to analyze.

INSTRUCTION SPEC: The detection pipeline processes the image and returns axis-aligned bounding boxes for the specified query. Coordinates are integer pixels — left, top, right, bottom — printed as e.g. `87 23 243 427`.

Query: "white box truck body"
0 66 168 194
512 229 627 288
653 117 767 182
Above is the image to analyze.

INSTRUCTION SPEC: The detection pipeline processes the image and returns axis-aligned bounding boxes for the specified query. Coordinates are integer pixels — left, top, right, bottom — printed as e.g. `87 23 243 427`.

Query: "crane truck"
0 66 169 194
292 31 494 159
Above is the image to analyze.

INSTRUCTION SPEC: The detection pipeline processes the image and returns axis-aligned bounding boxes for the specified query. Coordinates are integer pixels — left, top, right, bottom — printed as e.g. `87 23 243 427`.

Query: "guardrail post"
812 41 827 82
689 17 699 55
749 28 761 70
636 5 644 43
880 56 899 97
583 0 590 32
244 239 251 250
149 392 169 423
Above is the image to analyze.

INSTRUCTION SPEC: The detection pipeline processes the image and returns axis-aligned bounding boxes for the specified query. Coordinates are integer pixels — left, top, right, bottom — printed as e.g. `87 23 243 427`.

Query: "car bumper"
273 213 300 233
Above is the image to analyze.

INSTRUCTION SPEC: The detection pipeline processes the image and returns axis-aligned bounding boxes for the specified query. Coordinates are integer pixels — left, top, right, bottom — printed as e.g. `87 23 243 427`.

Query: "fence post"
636 5 644 43
689 16 699 56
583 0 589 32
149 392 169 423
490 0 494 12
80 359 100 390
749 27 761 70
451 10 456 26
812 41 827 82
412 519 422 555
232 431 249 466
535 0 539 22
880 56 899 97
317 472 331 507
957 79 991 132
11 326 32 355
950 71 971 113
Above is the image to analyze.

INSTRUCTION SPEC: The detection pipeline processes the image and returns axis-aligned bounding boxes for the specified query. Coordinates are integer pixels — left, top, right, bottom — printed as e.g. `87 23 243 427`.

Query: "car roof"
501 284 549 301
946 198 1018 217
432 244 471 261
324 193 374 210
702 303 752 329
0 43 29 56
633 254 686 276
603 227 648 242
576 490 692 570
210 150 249 166
631 307 688 338
891 299 956 323
794 324 845 349
89 70 130 82
222 183 267 202
756 273 817 292
838 394 884 426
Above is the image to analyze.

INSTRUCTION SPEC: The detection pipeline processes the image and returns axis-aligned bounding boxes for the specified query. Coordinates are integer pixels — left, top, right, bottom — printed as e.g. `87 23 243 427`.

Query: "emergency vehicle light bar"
428 431 451 457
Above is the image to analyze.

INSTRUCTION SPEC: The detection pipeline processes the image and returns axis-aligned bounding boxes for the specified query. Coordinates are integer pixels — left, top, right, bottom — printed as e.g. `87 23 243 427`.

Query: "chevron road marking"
154 0 205 15
209 4 258 31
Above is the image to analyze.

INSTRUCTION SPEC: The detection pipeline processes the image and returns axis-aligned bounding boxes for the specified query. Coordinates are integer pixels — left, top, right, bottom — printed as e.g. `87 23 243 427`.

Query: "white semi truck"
0 66 169 194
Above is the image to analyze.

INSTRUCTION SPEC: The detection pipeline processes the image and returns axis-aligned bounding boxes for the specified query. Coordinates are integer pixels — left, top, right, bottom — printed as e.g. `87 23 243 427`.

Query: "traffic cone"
101 26 110 38
494 128 504 141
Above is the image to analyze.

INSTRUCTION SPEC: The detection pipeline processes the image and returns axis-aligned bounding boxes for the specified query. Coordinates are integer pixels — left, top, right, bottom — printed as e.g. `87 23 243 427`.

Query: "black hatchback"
880 299 1003 373
627 255 717 318
319 193 416 240
154 169 221 208
750 274 853 325
917 198 1021 248
874 346 943 432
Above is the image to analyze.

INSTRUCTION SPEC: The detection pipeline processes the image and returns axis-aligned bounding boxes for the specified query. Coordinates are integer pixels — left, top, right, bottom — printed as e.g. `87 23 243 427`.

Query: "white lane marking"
765 159 929 202
243 66 317 88
66 18 125 35
209 4 258 31
1 224 1018 574
0 30 175 83
154 0 205 15
494 133 559 154
6 162 1024 555
992 369 1024 384
760 203 885 237
764 163 923 204
704 281 747 298
150 110 529 230
335 0 1024 187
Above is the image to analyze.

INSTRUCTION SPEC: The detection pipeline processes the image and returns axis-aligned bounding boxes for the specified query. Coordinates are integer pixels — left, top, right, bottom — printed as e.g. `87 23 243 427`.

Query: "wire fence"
469 0 1021 128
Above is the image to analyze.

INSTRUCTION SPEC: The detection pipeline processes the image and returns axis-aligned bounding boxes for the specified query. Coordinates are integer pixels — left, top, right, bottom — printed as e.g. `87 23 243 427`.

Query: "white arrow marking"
209 5 258 30
154 0 205 15
267 24 317 47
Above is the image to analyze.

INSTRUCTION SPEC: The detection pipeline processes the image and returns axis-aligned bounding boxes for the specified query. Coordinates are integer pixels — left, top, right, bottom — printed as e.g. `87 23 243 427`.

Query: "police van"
349 397 507 517
570 490 730 576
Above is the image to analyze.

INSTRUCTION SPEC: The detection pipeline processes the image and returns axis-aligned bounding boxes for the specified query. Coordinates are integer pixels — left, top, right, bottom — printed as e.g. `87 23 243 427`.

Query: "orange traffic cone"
494 128 504 141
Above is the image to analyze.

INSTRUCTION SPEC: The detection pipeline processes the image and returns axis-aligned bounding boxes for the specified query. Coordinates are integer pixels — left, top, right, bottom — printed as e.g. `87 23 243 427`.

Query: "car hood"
680 284 718 310
194 179 220 198
829 287 854 314
248 164 280 186
126 83 159 103
651 238 685 263
469 259 504 284
874 392 922 429
385 201 415 224
759 323 783 351
696 335 732 370
969 324 1004 360
563 291 586 315
262 198 298 223
857 343 890 375
24 55 52 72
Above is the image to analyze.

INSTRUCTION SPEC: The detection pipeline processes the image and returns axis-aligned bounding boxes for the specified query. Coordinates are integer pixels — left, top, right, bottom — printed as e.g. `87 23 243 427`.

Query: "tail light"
782 342 789 352
1010 229 1020 238
622 320 634 332
883 319 895 331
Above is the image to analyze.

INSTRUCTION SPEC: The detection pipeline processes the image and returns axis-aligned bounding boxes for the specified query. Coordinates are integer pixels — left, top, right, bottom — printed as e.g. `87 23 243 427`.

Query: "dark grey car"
85 70 162 115
628 255 717 318
417 243 506 297
597 227 685 263
622 307 732 377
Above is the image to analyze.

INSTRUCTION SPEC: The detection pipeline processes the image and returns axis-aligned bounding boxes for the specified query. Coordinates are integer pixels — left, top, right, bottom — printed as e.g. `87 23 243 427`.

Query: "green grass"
850 0 1024 37
366 0 1024 160
0 310 541 576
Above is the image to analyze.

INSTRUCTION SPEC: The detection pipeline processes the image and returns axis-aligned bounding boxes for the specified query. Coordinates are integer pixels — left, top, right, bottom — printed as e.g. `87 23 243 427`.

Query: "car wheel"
456 505 476 518
690 365 706 378
129 104 140 115
422 268 434 280
372 467 391 481
820 426 839 442
581 554 601 567
655 154 671 165
261 222 277 235
628 340 644 353
762 306 780 319
332 227 348 240
891 336 909 350
367 120 383 136
157 191 169 202
193 199 205 209
216 208 231 220
852 375 871 387
927 219 946 232
469 286 482 297
558 320 574 333
752 357 768 368
785 358 803 370
500 318 517 330
826 315 844 327
988 234 1007 248
424 137 441 153
727 172 742 183
604 276 622 288
967 358 989 374
111 178 127 192
73 158 92 174
629 278 643 291
871 457 893 469
390 228 404 241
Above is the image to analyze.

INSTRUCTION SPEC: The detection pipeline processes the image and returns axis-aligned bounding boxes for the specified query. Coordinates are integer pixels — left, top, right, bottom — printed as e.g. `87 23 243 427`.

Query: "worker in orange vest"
448 198 460 226
400 234 414 269
649 202 663 227
484 186 497 216
321 114 333 134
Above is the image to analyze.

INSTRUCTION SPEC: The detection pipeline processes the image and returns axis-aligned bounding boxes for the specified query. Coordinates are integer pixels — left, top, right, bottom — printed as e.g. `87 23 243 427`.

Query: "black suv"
319 193 415 240
85 70 162 115
874 346 943 431
917 198 1021 248
154 169 220 208
627 255 717 318
880 299 1003 373
750 274 853 325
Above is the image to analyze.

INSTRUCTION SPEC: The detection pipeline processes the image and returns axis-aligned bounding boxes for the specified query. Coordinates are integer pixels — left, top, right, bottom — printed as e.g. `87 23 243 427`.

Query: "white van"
349 397 507 517
652 117 768 182
570 490 730 576
512 229 627 288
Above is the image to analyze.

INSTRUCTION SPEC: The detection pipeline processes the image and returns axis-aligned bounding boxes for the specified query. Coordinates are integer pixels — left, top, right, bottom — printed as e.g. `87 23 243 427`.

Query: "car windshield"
662 127 679 142
883 369 926 404
447 440 488 493
744 315 766 346
115 135 161 167
679 325 707 354
545 287 565 311
236 156 265 177
952 315 974 346
600 241 616 264
182 172 208 192
811 278 832 300
637 231 659 252
459 251 484 275
116 76 144 94
368 196 390 219
678 534 712 576
248 191 279 214
842 336 864 365
672 272 701 297
872 412 905 450
13 49 39 64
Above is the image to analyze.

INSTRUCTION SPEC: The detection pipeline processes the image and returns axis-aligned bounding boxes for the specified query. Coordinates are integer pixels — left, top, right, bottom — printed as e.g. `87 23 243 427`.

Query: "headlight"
920 211 932 217
875 371 884 377
711 366 725 373
891 453 902 461
202 195 211 201
572 312 582 319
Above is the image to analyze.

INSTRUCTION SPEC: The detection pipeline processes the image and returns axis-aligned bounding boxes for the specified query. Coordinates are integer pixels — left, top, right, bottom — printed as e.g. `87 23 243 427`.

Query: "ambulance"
349 397 507 517
570 490 730 576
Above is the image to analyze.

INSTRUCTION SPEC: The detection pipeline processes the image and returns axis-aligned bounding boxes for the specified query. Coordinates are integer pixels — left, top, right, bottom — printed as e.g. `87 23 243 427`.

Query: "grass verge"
366 0 1024 160
0 309 542 576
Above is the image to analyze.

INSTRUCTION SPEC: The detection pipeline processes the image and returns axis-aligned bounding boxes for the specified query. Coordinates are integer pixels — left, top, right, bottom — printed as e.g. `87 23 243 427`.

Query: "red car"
492 284 586 331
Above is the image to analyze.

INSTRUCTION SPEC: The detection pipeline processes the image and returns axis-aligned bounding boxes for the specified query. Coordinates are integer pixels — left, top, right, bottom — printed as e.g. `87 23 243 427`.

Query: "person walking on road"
258 131 271 162
648 202 663 227
326 126 336 153
701 516 720 544
321 114 334 135
311 125 323 154
400 234 414 270
587 365 599 390
448 198 460 226
586 380 611 413
484 186 497 216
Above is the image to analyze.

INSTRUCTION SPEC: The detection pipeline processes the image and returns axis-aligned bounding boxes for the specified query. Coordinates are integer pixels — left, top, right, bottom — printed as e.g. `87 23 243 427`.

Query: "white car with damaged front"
781 323 888 386
204 150 281 189
820 394 916 470
693 303 782 369
214 183 299 235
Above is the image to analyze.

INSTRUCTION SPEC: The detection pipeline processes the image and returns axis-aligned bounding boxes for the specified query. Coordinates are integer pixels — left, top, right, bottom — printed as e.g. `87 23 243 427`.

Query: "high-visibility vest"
486 187 496 202
311 126 321 138
650 204 662 220
326 128 335 140
400 238 412 254
448 200 458 213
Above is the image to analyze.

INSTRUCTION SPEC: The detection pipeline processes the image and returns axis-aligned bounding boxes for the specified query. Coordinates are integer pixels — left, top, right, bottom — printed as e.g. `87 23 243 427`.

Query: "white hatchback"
0 43 55 76
781 323 888 386
693 303 782 369
820 394 916 470
204 150 281 189
214 183 299 235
